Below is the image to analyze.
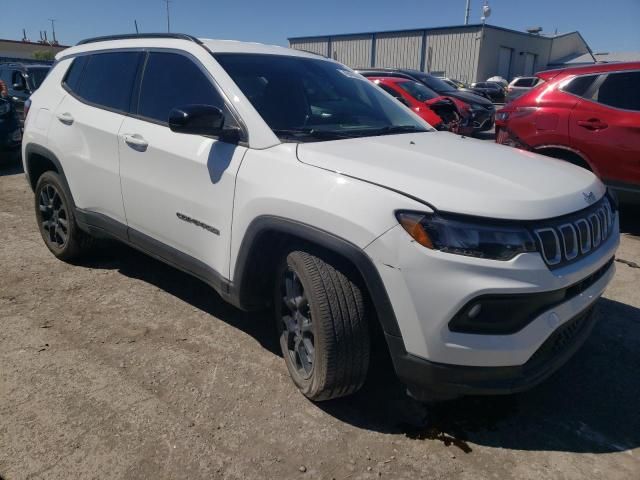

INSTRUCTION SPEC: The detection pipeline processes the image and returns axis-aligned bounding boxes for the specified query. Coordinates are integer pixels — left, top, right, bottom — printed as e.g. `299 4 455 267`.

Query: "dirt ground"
1 156 639 480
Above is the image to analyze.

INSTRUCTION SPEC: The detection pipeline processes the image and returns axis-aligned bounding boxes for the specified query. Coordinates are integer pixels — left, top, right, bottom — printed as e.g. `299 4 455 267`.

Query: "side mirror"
169 104 224 135
12 82 25 91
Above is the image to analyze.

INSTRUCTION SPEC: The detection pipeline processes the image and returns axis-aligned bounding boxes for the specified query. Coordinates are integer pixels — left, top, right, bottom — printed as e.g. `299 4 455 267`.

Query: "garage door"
523 53 536 75
498 47 512 79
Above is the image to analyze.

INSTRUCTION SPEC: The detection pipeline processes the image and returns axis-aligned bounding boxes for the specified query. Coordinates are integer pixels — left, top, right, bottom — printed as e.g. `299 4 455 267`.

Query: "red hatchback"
496 62 640 201
369 77 474 135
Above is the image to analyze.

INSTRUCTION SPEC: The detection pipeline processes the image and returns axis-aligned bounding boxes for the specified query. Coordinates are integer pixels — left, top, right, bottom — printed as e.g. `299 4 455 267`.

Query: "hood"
296 132 605 220
446 90 493 107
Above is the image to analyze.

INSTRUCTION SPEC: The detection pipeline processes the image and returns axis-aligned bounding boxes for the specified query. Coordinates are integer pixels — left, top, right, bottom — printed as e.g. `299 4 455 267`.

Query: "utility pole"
165 0 171 33
464 0 471 25
49 18 57 44
134 19 139 34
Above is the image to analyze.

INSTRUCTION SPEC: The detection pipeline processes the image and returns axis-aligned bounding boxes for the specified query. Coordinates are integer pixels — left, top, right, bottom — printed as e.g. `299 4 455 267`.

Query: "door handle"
577 118 608 130
122 133 148 152
56 112 74 125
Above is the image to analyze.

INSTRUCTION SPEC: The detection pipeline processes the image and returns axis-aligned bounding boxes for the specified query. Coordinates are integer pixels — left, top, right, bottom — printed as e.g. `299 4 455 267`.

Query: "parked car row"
368 77 474 135
357 68 496 133
496 62 640 202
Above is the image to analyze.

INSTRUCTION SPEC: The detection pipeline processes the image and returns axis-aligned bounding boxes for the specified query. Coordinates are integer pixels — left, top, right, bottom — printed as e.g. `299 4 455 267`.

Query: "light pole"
464 0 471 25
165 0 171 33
49 18 57 44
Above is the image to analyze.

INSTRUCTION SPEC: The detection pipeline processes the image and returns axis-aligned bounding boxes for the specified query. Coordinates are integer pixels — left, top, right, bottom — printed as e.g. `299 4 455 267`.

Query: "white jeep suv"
22 34 619 401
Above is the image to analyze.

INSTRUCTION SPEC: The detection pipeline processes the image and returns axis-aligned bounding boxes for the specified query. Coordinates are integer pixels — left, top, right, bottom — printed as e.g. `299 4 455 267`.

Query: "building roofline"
0 38 69 48
288 23 574 42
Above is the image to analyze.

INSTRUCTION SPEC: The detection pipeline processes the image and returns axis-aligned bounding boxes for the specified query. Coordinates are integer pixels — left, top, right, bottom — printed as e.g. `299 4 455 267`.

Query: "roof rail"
77 33 202 46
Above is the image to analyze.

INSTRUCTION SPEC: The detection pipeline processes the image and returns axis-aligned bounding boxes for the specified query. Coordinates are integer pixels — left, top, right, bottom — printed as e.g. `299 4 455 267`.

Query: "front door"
118 51 247 279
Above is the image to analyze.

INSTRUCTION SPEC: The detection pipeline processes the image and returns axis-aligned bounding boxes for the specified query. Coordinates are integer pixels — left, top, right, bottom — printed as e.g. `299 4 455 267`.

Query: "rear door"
49 51 143 226
569 70 640 187
118 51 247 278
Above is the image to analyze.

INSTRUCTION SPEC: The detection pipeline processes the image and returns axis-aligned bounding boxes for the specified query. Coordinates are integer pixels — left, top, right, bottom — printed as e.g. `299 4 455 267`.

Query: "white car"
506 76 544 102
22 34 619 402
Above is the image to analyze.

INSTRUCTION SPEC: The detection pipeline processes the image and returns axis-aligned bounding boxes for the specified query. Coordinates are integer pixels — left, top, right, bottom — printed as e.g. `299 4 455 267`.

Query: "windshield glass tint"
397 80 439 102
214 53 429 141
27 68 50 90
416 74 456 92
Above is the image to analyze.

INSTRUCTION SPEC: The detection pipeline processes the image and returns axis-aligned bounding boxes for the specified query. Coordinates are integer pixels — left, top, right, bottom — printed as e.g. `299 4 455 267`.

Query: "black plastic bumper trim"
388 306 598 400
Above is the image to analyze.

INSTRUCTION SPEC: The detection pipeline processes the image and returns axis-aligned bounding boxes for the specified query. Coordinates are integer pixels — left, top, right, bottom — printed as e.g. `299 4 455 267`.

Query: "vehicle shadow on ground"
318 298 640 455
79 243 281 356
619 203 640 237
81 244 640 456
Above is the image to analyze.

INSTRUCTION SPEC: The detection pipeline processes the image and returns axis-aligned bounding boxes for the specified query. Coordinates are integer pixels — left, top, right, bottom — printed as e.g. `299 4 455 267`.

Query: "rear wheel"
34 171 94 261
275 250 370 401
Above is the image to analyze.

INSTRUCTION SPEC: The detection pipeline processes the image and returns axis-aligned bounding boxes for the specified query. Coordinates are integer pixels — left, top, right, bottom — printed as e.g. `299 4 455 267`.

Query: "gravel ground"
1 156 639 480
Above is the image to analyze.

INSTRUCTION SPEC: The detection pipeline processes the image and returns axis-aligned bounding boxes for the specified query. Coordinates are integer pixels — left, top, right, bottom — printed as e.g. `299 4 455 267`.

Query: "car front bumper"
470 108 495 131
365 214 619 399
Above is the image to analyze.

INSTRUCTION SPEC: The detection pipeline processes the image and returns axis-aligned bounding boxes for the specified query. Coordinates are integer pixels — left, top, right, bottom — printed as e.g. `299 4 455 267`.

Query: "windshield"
414 73 457 93
26 67 50 90
397 80 440 102
214 53 430 142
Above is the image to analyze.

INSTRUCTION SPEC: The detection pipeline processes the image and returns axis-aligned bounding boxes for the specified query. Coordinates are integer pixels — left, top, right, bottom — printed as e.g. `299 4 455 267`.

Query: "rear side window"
378 84 402 99
75 52 142 112
137 52 224 123
63 56 88 92
513 78 537 87
562 74 599 97
592 71 640 111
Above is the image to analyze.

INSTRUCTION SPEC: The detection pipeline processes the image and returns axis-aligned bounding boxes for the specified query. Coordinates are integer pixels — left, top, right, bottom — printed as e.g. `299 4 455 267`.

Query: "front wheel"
275 250 370 401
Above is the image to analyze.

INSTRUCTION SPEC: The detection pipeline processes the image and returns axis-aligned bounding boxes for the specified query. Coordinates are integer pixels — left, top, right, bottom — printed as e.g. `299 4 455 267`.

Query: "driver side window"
137 52 229 125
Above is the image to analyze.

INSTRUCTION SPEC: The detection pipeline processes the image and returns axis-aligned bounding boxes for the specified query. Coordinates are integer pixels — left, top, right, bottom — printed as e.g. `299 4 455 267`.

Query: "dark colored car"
471 82 506 103
438 77 492 100
0 97 22 156
496 62 640 202
369 76 474 135
356 68 495 132
0 63 51 121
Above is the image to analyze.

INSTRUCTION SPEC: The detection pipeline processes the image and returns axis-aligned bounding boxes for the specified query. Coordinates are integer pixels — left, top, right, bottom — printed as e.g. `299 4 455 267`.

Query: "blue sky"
1 0 638 52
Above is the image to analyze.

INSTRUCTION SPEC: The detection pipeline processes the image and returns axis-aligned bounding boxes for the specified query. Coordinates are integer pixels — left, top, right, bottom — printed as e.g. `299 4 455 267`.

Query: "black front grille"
532 196 615 269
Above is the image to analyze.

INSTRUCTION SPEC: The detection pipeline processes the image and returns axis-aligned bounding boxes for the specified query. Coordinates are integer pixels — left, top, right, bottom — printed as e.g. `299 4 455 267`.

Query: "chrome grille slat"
534 197 615 268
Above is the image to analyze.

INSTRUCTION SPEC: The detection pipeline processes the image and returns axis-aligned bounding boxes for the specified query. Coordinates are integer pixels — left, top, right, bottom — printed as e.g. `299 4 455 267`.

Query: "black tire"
275 250 370 401
34 171 94 261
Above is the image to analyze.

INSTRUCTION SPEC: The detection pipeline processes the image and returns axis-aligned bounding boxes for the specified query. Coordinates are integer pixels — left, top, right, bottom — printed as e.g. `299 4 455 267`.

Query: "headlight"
496 111 509 121
396 211 537 260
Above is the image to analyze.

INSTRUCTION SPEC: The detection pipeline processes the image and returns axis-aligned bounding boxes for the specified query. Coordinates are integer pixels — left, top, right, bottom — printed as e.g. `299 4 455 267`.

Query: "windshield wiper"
370 125 426 136
272 128 358 141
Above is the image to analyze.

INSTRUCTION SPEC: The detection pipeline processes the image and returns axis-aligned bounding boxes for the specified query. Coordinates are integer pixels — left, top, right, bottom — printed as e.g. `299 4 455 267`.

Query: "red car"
369 77 473 135
496 62 640 201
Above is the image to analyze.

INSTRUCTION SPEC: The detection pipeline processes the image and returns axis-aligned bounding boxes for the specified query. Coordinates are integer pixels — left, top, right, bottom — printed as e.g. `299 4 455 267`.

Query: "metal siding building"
289 25 592 83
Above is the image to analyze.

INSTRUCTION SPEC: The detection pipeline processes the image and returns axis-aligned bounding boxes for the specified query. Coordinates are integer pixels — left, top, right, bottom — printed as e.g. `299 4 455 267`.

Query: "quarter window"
137 52 224 123
75 52 142 112
562 74 599 97
591 71 640 111
63 56 88 92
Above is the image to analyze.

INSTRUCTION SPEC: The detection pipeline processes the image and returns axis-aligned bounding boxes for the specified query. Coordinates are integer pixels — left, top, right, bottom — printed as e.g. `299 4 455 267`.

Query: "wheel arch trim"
23 143 75 206
232 215 404 340
533 144 598 174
